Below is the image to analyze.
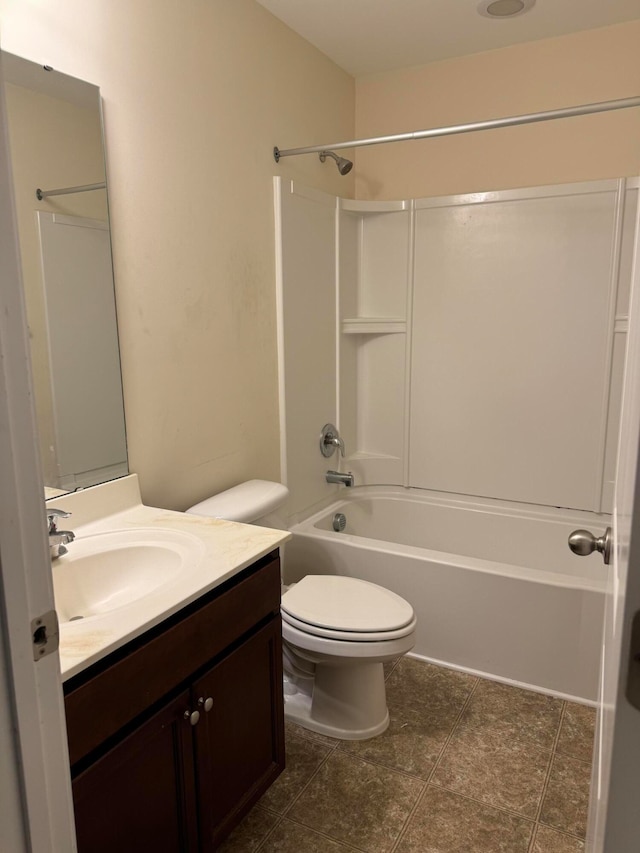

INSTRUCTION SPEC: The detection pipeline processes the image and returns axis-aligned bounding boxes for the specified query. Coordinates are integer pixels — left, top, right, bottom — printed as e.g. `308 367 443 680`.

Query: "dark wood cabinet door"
72 689 199 853
193 618 285 850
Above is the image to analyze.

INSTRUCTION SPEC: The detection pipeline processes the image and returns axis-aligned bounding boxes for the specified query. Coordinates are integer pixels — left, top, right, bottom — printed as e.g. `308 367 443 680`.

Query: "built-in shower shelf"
342 318 406 335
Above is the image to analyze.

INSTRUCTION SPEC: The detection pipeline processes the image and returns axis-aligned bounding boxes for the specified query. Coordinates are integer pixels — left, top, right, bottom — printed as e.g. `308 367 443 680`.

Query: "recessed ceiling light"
477 0 536 18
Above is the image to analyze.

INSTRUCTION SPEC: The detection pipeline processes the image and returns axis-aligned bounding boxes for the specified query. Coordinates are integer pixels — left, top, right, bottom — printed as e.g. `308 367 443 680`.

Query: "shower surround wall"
276 176 638 520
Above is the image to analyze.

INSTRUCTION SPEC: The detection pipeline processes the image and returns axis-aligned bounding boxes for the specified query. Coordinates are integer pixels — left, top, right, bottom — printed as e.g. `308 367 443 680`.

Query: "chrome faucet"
47 508 75 560
326 470 354 487
320 424 345 458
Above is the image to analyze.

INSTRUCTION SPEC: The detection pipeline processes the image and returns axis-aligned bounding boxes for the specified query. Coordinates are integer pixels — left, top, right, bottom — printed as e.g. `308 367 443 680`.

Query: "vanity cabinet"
72 688 199 851
64 550 284 852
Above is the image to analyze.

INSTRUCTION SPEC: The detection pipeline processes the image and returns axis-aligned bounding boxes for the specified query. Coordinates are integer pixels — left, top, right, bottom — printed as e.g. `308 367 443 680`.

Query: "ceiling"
255 0 640 76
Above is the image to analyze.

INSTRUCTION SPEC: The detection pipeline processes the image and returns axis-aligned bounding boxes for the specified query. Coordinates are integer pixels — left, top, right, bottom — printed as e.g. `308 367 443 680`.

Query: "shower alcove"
274 176 639 699
276 176 638 516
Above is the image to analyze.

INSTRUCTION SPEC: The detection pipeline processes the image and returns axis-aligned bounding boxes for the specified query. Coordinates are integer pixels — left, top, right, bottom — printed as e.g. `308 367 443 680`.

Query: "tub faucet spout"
326 470 354 487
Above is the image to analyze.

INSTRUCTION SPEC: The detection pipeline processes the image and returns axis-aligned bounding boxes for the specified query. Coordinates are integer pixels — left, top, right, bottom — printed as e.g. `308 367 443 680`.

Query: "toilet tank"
186 480 289 527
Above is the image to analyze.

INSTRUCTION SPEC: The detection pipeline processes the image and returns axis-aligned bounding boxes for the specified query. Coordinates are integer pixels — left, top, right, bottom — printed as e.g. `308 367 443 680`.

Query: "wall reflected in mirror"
2 52 128 497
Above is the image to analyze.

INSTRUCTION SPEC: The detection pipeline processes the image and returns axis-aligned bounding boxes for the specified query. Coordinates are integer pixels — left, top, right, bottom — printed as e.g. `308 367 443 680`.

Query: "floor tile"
387 658 478 716
340 658 477 778
288 750 423 853
395 785 533 853
556 703 596 763
339 697 458 779
259 730 332 814
432 721 551 818
284 720 340 749
258 819 357 852
384 658 400 680
220 660 597 852
539 754 592 837
532 825 585 852
460 679 563 749
216 807 279 852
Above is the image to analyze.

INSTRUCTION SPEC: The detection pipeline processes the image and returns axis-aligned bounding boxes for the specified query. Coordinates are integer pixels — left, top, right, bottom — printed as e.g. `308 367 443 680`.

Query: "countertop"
49 475 291 680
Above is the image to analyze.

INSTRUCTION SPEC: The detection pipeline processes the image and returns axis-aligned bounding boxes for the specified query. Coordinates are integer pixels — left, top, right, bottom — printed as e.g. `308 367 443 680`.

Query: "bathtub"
285 487 607 703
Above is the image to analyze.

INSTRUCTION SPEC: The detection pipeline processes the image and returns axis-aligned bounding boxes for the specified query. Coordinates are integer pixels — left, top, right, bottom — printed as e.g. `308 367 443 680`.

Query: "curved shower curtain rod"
36 181 106 201
273 95 640 162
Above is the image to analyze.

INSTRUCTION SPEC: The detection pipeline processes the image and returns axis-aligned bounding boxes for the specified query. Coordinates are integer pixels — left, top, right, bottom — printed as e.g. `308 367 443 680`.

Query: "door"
587 196 640 851
0 52 77 853
71 689 199 853
192 618 285 850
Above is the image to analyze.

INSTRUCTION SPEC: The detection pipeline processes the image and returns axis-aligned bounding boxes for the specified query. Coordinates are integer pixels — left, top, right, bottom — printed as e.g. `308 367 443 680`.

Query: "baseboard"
406 651 598 708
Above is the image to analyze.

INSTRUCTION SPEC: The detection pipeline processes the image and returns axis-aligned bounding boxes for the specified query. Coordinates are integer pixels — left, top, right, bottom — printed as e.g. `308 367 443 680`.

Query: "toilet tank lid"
186 480 289 523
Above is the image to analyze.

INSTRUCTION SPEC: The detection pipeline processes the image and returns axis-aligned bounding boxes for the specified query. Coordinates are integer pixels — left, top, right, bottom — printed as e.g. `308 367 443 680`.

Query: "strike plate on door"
627 610 640 712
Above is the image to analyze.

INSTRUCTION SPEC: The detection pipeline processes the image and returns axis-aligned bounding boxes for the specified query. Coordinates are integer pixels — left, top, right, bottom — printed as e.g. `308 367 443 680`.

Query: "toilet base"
282 660 390 740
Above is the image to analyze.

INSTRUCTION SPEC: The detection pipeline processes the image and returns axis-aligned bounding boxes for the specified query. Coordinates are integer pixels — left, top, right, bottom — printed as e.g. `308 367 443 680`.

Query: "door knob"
198 696 214 712
568 527 612 565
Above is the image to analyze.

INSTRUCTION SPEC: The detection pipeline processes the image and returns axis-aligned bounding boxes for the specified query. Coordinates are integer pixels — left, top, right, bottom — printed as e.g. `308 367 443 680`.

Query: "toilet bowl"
186 480 416 740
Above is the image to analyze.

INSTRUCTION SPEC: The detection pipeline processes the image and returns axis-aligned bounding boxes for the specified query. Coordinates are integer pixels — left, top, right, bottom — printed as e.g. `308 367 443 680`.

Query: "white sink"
53 528 205 624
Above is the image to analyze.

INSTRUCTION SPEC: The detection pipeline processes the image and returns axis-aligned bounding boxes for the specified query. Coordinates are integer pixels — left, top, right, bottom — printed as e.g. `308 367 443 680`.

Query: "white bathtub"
285 487 607 702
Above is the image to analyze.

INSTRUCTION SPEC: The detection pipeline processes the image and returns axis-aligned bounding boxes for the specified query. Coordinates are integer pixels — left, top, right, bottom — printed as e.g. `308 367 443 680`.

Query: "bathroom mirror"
1 52 127 497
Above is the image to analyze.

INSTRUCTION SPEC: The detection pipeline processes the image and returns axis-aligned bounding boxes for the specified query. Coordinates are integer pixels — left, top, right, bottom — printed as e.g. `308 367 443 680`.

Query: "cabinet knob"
184 709 200 726
198 696 214 712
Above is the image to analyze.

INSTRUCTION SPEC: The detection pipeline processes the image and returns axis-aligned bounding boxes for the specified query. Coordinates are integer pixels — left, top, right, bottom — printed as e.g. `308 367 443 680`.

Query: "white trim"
402 201 415 489
47 212 108 230
414 177 621 210
340 197 409 213
335 197 341 432
288 179 336 206
341 318 406 334
0 60 77 852
597 169 640 852
596 179 626 513
407 652 598 707
273 177 288 488
615 316 630 334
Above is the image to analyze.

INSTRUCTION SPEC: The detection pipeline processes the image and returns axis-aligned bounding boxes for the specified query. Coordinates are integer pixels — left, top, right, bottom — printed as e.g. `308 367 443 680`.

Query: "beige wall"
0 0 355 510
355 22 640 200
4 3 638 512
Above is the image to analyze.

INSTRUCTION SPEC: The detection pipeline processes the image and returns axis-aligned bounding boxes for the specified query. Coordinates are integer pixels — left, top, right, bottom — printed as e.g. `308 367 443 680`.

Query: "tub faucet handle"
320 424 345 458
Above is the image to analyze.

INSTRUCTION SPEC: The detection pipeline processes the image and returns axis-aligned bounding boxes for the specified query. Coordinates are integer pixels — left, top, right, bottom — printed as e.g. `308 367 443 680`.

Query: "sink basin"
53 528 205 624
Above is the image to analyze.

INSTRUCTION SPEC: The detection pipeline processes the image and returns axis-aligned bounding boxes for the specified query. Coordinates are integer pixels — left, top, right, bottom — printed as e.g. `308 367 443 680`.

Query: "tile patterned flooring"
219 657 596 853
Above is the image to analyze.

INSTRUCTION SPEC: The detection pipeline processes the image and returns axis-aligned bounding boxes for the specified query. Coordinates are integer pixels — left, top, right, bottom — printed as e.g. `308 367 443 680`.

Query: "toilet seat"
281 610 417 642
282 618 416 659
281 575 415 641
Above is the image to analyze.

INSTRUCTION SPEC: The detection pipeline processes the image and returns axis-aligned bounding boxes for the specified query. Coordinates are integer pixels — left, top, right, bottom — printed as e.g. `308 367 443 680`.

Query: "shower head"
319 150 353 175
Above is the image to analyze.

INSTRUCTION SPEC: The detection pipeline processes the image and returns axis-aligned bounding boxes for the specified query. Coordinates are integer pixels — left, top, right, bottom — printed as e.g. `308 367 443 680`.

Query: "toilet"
187 480 416 740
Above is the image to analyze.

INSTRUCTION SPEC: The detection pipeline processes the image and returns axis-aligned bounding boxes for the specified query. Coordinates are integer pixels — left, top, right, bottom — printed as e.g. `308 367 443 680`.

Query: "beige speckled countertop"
48 475 290 680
